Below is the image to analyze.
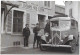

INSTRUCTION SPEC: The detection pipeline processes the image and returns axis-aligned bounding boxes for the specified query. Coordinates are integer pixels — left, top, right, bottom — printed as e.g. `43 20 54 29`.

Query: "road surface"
1 45 79 55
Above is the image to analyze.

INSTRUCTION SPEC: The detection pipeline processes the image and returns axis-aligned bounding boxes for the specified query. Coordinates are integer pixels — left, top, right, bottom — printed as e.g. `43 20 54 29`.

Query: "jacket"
44 22 50 34
23 27 30 37
33 27 40 35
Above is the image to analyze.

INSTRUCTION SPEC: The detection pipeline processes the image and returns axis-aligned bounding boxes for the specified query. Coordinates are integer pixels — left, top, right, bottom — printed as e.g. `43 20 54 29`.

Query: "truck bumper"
41 44 71 47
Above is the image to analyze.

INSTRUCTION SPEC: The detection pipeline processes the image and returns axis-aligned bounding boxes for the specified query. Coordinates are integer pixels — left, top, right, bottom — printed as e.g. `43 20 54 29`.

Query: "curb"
21 44 33 49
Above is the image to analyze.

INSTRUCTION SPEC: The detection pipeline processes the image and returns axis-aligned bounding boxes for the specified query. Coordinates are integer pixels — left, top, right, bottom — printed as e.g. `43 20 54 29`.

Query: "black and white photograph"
0 0 80 55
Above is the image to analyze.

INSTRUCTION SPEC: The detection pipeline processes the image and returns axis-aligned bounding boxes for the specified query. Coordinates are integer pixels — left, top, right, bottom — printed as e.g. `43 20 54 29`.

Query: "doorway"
38 14 45 29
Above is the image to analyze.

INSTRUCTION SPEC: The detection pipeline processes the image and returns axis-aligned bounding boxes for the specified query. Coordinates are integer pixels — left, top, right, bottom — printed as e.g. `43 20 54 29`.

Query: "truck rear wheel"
69 38 76 53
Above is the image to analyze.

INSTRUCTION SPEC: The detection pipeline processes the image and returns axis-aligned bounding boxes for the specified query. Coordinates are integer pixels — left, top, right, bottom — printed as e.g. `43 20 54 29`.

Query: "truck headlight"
68 35 73 40
45 33 49 37
41 35 46 41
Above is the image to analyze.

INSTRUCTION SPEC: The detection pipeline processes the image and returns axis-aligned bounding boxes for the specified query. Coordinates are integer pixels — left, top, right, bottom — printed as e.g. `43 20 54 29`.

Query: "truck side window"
71 20 75 26
76 21 78 28
71 19 76 29
51 21 59 27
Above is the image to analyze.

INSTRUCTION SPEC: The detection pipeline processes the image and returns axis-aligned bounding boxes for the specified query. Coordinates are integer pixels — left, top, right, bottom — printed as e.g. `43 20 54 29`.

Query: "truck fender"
68 35 73 41
41 35 46 42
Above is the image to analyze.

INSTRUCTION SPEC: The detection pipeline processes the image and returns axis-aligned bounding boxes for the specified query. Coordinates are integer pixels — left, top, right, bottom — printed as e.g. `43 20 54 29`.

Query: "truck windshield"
50 20 71 31
59 20 71 31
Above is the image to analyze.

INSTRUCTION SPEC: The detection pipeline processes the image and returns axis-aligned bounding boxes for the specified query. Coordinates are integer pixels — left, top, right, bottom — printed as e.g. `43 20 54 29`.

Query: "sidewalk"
1 44 34 52
20 44 33 49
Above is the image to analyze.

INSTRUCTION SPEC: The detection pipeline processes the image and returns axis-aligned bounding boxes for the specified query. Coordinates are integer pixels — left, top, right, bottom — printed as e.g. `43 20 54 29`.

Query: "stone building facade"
1 1 55 47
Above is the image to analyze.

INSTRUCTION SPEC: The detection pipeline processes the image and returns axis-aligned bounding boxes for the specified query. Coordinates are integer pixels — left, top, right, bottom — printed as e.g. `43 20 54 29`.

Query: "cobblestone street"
1 44 79 54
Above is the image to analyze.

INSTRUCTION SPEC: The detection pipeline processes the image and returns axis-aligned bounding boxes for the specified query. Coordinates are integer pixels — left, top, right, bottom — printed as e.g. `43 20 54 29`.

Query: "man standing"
33 23 40 48
44 20 51 42
23 24 30 47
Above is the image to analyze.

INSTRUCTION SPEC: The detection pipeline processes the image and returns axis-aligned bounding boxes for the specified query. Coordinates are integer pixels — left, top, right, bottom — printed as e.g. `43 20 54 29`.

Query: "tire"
40 45 48 51
69 38 76 53
76 36 79 46
39 40 48 51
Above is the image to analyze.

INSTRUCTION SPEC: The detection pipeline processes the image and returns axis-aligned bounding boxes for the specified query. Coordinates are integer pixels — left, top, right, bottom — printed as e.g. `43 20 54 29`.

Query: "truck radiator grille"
52 31 60 45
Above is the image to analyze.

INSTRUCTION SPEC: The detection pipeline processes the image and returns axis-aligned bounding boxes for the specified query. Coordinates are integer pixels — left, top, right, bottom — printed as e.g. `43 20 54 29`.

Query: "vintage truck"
39 17 79 53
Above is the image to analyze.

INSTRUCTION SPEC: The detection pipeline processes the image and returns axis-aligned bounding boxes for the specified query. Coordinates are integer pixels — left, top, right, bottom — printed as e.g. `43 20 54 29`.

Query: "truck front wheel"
40 40 48 51
69 37 76 53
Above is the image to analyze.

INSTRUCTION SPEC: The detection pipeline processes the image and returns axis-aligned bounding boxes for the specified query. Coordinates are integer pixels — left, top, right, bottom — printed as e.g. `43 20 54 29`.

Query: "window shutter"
6 10 12 33
44 1 47 6
26 13 30 25
44 1 50 7
48 1 50 7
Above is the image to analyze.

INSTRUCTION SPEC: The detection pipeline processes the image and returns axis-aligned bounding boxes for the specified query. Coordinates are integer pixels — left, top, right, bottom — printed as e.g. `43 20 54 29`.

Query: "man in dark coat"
44 20 51 42
33 23 40 48
23 24 30 47
44 22 50 34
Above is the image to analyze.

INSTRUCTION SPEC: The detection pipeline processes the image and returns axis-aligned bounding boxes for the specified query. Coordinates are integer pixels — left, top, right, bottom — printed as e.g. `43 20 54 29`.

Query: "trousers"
24 36 29 46
33 34 40 47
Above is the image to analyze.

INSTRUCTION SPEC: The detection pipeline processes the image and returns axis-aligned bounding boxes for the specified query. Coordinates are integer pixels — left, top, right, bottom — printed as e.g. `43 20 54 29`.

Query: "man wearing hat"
33 23 40 48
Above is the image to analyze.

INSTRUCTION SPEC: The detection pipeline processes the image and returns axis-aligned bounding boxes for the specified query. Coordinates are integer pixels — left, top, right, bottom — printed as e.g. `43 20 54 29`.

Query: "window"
69 9 73 18
51 21 59 28
13 10 23 33
71 19 76 29
69 1 72 5
59 20 71 29
44 1 47 7
71 20 75 26
76 21 78 28
48 1 50 7
44 1 50 7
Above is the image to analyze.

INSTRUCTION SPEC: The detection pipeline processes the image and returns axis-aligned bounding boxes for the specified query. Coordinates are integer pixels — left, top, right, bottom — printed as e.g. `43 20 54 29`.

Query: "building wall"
1 34 24 47
1 1 55 47
65 1 80 33
65 1 79 21
78 2 80 34
55 5 65 15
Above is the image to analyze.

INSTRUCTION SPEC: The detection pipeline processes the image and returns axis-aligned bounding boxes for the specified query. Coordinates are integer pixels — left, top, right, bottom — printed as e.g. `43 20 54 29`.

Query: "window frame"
44 1 51 8
71 19 76 29
11 8 26 35
13 10 24 33
69 1 72 5
51 20 59 28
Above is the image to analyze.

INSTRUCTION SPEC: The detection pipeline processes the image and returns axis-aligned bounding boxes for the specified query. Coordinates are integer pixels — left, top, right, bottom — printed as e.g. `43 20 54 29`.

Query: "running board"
41 44 71 47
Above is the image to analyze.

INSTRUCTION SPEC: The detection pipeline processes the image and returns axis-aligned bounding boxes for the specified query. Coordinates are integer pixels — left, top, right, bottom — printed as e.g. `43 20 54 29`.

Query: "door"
38 14 45 29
